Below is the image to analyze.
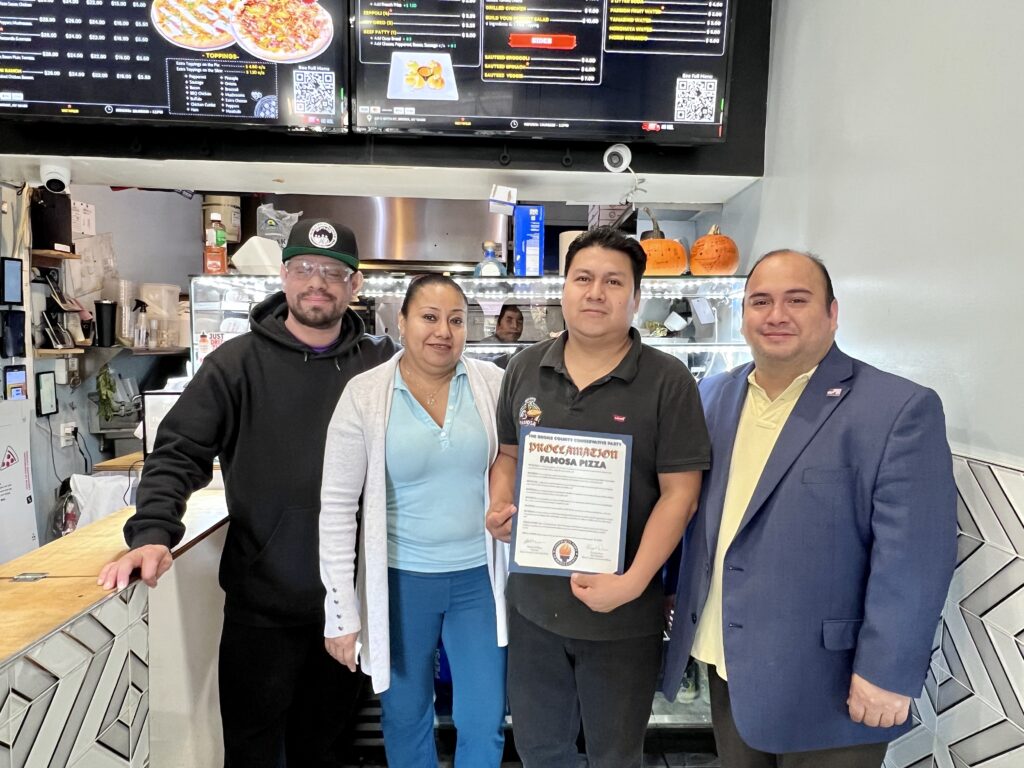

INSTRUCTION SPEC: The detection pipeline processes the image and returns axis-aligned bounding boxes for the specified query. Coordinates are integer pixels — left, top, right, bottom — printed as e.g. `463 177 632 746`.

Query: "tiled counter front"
0 585 150 768
886 455 1024 768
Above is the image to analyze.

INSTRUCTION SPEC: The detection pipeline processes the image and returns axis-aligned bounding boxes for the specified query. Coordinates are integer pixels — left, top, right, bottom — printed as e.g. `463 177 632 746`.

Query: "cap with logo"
282 219 359 270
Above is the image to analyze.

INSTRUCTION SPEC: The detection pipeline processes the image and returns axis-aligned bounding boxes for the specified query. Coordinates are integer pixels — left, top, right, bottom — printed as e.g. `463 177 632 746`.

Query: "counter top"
0 489 228 662
93 451 145 472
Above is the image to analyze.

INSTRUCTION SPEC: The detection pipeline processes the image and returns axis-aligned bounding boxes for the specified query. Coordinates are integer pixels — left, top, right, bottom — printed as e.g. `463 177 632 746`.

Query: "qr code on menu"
674 76 718 123
293 70 336 116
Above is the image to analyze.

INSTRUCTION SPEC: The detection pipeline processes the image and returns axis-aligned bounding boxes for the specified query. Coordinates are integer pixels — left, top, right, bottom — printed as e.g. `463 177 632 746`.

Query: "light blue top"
385 361 489 572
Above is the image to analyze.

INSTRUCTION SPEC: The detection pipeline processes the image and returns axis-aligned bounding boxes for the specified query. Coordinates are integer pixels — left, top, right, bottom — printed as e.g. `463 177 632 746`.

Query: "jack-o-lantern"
690 225 739 275
639 208 688 276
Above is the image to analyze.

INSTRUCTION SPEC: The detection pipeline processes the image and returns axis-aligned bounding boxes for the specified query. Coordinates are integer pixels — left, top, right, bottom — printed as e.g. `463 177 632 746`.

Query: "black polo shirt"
497 329 710 640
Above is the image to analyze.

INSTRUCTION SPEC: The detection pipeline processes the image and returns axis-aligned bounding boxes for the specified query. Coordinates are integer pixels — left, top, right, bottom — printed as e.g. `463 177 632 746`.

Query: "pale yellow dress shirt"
690 367 817 679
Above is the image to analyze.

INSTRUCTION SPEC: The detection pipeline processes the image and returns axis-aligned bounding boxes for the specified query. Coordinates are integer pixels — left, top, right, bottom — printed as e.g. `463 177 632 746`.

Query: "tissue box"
231 236 283 275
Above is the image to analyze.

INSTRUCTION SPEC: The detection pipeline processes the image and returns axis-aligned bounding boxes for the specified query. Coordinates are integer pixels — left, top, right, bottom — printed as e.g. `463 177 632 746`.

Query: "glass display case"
189 274 283 369
191 273 750 381
363 273 751 380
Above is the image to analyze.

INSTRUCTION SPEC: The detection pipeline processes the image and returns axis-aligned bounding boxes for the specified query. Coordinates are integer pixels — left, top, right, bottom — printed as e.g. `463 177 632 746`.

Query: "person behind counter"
320 274 508 767
97 219 398 768
485 227 709 767
481 303 524 343
661 249 957 767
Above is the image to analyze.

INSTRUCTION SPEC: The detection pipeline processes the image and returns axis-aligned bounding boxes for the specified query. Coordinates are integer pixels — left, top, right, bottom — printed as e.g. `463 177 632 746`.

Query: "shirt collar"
540 328 643 384
746 365 819 402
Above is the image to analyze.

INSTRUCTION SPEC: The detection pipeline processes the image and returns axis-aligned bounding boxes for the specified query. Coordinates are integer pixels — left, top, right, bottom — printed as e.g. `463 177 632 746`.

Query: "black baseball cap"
282 219 359 270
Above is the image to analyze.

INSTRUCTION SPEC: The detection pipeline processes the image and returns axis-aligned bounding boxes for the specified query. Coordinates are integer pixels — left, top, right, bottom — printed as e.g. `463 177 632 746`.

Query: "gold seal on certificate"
510 427 632 576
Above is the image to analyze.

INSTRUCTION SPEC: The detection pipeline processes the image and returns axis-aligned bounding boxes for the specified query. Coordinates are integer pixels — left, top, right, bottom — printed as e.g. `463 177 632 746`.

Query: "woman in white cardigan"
320 274 508 767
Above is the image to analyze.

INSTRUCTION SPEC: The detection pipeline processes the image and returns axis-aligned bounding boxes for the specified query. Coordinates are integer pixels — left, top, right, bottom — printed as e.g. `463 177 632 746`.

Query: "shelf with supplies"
30 249 79 261
30 249 80 270
34 348 85 358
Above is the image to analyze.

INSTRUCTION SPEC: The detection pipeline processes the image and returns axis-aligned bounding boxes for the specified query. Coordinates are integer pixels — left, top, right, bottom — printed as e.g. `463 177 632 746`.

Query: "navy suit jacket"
661 344 957 753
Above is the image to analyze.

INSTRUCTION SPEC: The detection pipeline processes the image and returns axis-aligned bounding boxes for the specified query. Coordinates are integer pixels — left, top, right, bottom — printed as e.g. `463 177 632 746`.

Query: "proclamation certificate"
509 426 632 577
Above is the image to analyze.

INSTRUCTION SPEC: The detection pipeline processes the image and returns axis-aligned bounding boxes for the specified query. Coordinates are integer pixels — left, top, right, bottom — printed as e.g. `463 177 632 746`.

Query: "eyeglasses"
285 259 353 284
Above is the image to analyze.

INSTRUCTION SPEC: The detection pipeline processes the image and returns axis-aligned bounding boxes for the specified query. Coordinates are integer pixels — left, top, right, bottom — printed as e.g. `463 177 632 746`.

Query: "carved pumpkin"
639 208 688 276
690 225 739 275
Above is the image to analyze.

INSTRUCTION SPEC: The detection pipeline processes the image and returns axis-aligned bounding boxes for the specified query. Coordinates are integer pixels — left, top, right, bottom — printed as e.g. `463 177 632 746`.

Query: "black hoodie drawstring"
335 359 341 371
304 352 309 362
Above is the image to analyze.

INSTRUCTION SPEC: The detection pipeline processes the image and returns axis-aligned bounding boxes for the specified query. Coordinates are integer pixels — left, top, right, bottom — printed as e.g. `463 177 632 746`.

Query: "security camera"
40 159 71 194
603 144 632 173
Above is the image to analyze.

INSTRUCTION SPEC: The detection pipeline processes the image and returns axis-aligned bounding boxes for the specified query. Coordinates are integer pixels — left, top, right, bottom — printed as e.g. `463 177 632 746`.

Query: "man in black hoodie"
98 219 397 767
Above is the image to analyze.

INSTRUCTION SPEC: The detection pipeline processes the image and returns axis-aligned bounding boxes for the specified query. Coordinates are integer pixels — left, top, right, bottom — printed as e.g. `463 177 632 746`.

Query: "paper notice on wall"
72 200 96 236
0 401 39 563
68 232 116 298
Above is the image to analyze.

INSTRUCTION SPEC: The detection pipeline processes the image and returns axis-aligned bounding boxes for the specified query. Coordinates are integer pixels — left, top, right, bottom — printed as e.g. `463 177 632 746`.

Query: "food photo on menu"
151 0 334 62
148 0 338 123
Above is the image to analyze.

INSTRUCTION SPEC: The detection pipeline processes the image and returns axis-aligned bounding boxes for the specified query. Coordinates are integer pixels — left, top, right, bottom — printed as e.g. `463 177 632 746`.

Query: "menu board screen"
351 0 733 143
0 0 348 130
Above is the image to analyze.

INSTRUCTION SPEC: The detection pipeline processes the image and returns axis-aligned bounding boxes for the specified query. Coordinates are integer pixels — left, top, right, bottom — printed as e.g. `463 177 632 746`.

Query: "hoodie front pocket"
244 506 322 618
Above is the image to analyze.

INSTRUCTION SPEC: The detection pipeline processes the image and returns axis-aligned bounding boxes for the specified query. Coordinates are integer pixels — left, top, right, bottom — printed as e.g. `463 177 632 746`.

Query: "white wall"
68 185 203 290
723 0 1024 468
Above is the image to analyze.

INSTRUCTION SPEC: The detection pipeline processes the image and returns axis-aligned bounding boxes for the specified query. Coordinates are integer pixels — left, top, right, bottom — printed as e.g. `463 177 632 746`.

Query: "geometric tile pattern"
886 456 1024 768
0 584 150 768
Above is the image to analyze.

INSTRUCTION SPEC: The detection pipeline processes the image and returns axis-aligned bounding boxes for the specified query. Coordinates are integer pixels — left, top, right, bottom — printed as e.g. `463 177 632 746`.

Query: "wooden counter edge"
0 490 228 664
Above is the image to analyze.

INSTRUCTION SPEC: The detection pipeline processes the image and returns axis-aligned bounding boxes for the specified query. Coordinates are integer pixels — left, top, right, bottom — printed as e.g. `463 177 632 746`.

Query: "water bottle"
473 241 506 277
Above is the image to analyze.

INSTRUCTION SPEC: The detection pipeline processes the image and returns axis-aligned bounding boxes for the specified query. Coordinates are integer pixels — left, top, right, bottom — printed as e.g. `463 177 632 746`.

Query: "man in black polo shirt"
487 226 710 767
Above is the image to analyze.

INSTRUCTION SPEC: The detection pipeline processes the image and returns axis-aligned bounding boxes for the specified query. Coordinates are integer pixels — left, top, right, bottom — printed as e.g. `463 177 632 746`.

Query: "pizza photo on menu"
151 0 235 50
230 0 334 63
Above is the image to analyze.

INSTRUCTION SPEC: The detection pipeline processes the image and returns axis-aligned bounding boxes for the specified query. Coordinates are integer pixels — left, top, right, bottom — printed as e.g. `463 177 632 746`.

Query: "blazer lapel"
704 363 753 556
734 345 854 538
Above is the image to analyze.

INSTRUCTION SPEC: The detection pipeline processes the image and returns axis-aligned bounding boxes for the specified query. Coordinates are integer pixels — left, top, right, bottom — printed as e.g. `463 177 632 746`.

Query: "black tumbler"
94 300 118 347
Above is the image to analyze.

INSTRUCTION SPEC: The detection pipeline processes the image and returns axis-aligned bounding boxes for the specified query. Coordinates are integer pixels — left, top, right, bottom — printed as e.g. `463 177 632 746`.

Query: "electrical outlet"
60 421 76 448
67 357 81 388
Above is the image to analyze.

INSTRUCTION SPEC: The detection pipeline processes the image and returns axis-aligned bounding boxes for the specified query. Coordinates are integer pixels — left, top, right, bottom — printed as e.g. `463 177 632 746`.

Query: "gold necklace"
401 361 454 406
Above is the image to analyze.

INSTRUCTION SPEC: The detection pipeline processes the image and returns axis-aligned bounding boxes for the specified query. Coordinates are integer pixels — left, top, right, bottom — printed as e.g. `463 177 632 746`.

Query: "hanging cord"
123 459 145 506
621 166 647 205
73 429 92 474
45 415 67 484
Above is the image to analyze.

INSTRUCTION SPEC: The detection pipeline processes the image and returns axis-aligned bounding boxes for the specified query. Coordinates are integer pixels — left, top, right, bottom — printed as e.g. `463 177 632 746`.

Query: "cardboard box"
513 205 544 276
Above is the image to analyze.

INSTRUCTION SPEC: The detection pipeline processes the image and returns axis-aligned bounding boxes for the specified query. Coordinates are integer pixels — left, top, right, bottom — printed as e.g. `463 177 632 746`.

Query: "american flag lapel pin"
826 388 843 397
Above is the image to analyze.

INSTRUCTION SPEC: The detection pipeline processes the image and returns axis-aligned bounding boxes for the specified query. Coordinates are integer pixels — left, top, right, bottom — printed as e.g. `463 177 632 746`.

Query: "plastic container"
202 195 241 242
210 213 228 246
177 301 192 353
139 283 180 346
473 241 506 277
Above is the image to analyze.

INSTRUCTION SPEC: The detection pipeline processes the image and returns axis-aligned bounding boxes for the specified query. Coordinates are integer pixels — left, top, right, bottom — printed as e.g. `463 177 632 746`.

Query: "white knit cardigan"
319 351 509 693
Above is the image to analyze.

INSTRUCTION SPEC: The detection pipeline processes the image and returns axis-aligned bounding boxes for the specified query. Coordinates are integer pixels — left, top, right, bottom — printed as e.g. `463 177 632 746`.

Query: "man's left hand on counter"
97 544 174 590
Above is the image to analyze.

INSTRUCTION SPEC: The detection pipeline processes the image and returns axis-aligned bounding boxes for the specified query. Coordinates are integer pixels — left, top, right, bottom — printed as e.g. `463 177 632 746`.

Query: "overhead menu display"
352 0 733 143
0 0 347 130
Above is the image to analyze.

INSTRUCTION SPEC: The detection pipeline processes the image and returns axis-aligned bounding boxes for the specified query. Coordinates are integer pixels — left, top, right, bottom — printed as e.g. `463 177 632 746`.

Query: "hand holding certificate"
509 427 632 576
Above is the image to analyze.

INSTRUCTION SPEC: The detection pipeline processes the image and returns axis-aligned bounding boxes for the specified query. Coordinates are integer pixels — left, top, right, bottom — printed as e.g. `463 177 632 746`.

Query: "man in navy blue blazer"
662 250 957 767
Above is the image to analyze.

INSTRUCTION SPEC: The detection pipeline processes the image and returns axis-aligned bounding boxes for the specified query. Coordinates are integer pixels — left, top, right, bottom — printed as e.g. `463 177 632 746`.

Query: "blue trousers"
381 566 506 768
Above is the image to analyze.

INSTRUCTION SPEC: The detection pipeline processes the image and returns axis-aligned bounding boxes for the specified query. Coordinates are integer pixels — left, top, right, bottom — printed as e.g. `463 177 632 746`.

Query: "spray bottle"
132 299 149 348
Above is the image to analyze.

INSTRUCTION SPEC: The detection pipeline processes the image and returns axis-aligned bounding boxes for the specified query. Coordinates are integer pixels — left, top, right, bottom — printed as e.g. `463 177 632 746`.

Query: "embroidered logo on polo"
552 538 579 567
612 414 626 423
309 222 338 248
519 397 542 426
